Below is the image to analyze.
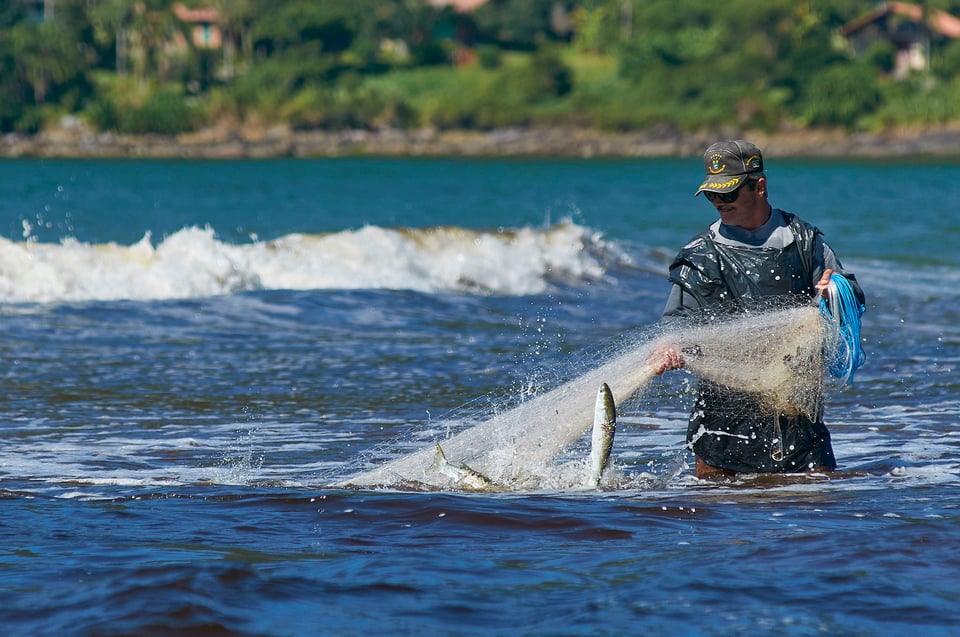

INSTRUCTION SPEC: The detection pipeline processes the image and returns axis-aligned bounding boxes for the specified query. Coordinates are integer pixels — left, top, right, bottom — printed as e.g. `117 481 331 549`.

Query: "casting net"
343 304 832 490
670 304 826 419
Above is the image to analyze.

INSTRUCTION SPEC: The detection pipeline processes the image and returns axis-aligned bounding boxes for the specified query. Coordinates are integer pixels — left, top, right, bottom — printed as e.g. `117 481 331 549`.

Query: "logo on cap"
745 154 762 171
708 152 726 175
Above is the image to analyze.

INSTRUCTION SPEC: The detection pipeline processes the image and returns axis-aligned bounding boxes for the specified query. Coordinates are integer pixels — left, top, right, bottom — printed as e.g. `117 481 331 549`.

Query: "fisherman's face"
705 177 769 230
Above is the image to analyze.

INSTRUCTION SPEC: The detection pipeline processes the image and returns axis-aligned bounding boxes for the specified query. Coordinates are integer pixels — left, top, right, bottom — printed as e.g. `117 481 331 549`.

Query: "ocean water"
1 157 958 636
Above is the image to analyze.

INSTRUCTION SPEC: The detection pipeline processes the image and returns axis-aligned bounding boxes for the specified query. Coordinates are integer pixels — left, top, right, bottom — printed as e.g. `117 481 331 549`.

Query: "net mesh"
342 304 829 490
669 305 826 419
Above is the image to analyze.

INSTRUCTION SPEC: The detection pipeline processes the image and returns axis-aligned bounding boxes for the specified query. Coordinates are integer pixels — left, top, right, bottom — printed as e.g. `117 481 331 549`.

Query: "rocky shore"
5 119 960 159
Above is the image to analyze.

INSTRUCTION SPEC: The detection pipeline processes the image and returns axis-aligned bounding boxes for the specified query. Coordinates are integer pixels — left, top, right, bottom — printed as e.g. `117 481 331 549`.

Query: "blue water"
1 157 958 636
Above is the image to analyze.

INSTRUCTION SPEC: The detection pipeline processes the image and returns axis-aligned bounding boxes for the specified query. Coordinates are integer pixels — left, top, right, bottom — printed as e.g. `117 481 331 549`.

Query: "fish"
588 382 617 487
433 442 497 491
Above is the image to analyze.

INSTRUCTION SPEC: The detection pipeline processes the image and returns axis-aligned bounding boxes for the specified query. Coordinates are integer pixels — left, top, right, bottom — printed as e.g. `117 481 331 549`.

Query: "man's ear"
755 177 767 197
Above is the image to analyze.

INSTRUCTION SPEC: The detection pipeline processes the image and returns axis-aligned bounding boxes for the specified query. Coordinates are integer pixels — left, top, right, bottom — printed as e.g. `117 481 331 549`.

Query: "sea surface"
1 156 958 636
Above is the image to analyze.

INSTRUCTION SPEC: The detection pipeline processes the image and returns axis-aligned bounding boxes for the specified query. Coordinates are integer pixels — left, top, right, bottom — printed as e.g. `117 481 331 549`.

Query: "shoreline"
5 123 960 160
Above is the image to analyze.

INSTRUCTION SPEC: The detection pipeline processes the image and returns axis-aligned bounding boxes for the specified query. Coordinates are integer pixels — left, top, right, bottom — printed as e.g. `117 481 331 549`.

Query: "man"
656 140 864 479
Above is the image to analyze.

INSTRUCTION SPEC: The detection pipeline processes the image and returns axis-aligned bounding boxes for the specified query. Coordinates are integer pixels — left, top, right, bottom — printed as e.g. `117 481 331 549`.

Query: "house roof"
840 1 960 38
173 3 220 25
427 0 489 12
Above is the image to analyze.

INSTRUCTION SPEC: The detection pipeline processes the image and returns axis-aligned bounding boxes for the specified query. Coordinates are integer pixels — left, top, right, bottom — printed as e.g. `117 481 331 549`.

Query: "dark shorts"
685 386 837 474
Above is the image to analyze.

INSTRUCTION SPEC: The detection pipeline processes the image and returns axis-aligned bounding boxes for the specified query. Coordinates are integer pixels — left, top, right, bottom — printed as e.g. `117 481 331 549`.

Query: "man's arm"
814 237 865 305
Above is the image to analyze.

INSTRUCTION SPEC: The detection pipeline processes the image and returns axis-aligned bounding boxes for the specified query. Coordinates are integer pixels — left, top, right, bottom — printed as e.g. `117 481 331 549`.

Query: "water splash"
343 306 827 491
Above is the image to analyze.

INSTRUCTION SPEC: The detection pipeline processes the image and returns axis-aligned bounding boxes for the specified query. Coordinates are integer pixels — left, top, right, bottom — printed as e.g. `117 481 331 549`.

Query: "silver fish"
433 442 497 491
589 382 617 487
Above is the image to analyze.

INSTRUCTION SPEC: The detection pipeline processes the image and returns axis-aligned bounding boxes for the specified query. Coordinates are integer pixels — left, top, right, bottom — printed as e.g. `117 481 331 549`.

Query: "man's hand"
815 268 835 298
654 347 685 376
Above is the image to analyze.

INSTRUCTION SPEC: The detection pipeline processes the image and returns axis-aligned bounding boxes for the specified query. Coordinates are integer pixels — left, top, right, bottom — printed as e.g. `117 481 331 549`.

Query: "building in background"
839 1 960 78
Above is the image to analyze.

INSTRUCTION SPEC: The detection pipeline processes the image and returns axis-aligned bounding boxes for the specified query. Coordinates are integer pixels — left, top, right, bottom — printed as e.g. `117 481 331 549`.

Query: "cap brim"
695 173 749 196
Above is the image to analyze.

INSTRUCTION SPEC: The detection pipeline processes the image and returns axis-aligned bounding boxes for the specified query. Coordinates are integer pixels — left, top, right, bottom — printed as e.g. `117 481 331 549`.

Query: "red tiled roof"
173 3 219 24
427 0 489 12
840 1 960 38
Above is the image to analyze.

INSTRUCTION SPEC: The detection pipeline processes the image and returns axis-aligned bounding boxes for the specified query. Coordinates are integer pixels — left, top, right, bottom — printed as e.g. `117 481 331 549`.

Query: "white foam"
0 221 622 303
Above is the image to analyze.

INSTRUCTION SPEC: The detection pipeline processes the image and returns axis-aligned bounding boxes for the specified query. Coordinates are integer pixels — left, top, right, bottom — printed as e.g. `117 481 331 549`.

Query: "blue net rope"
819 273 865 385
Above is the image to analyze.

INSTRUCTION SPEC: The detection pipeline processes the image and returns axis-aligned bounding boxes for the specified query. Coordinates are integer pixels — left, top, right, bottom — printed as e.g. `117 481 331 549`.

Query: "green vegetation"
4 0 960 136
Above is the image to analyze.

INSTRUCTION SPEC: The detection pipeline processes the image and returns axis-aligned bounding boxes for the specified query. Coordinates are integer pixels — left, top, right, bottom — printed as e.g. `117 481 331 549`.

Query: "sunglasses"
704 180 755 204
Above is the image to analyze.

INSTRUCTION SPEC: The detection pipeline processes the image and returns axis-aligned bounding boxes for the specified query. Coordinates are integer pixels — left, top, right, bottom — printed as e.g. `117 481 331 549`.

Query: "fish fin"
434 442 447 470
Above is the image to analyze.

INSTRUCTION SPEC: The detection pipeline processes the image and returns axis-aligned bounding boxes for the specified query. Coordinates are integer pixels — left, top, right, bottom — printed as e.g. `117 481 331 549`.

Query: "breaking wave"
0 221 628 303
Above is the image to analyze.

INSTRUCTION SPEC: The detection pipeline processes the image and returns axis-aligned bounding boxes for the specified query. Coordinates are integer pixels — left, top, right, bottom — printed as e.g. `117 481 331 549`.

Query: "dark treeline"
4 0 960 136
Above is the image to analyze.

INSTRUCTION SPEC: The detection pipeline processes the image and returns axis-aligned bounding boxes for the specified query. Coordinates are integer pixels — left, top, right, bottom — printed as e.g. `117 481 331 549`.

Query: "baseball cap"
695 140 765 196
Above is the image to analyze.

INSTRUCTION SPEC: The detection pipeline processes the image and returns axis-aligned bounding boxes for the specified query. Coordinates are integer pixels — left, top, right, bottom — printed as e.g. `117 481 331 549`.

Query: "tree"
802 62 881 127
933 37 960 79
252 1 355 55
472 0 577 49
3 20 88 111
